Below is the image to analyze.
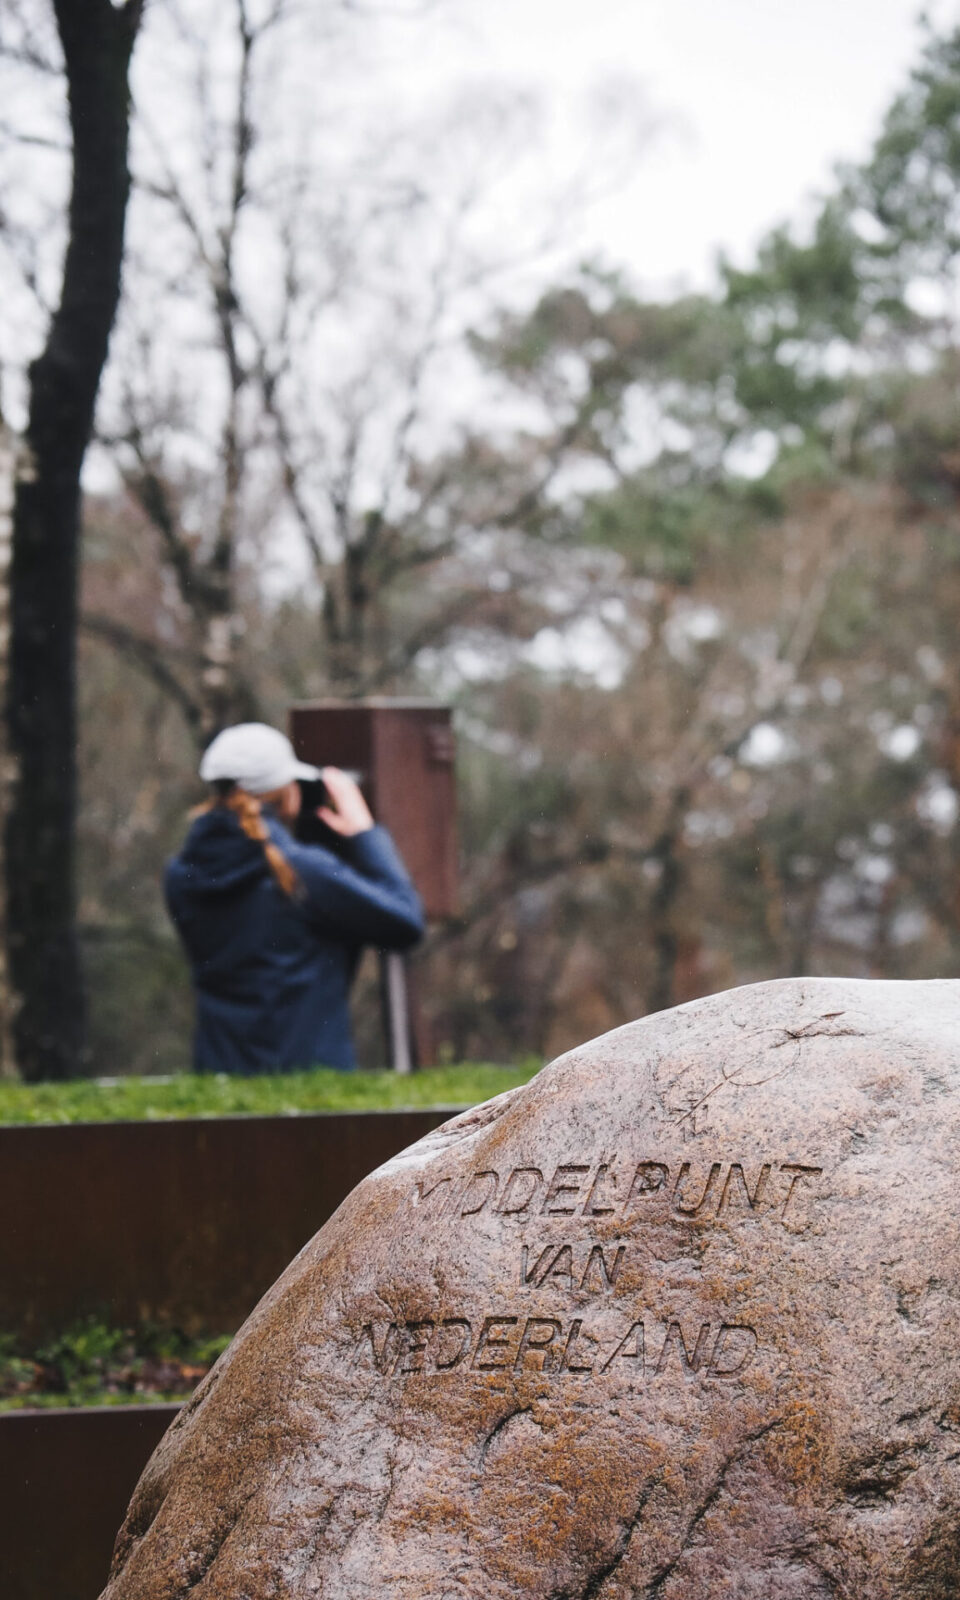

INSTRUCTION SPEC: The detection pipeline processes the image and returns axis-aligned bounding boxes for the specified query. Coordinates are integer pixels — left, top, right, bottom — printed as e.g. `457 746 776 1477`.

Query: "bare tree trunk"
6 0 144 1081
0 419 16 1078
322 542 374 698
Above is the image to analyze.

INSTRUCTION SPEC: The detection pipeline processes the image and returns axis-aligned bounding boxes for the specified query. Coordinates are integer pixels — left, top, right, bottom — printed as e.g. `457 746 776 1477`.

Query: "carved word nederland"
413 1159 823 1224
351 1315 758 1383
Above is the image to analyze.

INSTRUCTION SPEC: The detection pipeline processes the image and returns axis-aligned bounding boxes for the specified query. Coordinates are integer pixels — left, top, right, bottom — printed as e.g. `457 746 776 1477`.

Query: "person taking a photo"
165 722 424 1073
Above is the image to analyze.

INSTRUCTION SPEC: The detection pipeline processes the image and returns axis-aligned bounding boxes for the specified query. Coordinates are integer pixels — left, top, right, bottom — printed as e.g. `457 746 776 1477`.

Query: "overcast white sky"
368 0 958 293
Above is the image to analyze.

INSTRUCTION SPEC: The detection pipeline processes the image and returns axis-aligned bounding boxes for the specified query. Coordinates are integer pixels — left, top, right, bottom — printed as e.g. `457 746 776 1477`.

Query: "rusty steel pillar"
289 700 458 1069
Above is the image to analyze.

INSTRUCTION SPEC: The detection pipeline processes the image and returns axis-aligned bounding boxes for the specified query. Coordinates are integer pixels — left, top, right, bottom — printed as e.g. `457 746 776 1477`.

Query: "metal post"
381 951 413 1074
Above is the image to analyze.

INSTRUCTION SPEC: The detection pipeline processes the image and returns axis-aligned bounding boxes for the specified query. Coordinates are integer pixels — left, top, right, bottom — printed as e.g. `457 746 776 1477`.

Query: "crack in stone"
372 1429 403 1526
177 1484 258 1595
773 1019 862 1048
479 1406 534 1472
546 1471 665 1600
672 1011 864 1124
579 1470 665 1600
288 1486 348 1576
145 1472 265 1598
641 1416 787 1598
782 1544 848 1598
843 1439 929 1508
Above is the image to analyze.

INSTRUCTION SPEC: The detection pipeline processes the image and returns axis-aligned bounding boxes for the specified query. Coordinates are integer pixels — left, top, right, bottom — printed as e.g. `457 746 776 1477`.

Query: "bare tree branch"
0 210 54 317
82 613 205 733
356 587 488 693
0 121 68 152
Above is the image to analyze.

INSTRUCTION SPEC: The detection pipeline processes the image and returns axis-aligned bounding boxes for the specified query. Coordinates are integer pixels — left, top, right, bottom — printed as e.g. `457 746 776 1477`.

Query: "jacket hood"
168 809 272 898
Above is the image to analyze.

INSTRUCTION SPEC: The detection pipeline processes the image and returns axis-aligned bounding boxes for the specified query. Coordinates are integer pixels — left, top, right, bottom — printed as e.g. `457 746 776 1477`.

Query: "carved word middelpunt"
412 1159 823 1224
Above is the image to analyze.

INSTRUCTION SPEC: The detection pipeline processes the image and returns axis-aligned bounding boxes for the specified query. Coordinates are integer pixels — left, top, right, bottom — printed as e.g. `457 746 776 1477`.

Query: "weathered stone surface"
101 978 960 1597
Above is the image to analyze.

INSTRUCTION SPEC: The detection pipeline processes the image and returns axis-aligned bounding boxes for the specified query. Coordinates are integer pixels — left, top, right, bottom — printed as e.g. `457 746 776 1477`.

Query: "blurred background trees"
3 2 960 1075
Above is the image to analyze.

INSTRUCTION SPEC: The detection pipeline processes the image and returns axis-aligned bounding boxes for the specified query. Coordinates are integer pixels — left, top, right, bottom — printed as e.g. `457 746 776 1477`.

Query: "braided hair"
199 780 302 899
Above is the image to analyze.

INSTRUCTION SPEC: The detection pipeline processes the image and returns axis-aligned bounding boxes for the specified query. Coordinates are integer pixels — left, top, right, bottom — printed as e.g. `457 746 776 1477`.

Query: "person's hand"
316 767 374 837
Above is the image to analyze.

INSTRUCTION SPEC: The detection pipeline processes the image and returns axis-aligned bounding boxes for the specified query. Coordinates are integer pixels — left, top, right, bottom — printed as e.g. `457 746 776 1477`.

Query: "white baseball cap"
199 723 322 795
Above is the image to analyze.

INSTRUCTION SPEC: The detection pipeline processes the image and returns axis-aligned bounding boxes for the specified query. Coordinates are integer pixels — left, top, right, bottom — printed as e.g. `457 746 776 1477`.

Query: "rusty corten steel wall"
0 1109 451 1340
0 1403 179 1600
289 700 459 919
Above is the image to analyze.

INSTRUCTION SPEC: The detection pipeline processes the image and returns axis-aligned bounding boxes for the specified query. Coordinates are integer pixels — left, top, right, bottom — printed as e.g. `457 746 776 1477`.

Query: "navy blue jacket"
164 811 424 1073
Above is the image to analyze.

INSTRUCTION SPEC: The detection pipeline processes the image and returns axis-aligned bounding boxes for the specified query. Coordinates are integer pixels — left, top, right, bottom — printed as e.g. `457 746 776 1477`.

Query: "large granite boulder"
101 978 960 1598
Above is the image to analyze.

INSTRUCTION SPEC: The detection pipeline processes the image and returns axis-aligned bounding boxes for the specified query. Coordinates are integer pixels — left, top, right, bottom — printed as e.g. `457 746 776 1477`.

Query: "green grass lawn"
0 1062 541 1126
